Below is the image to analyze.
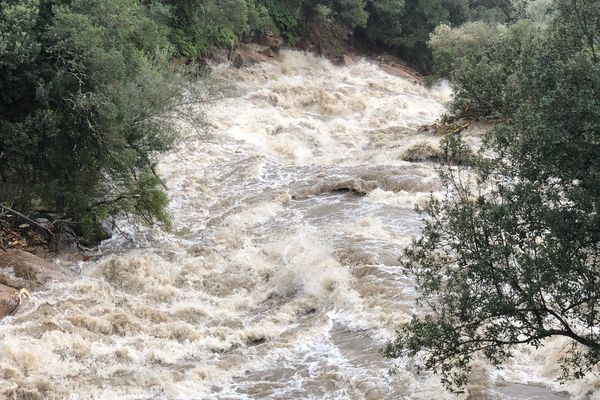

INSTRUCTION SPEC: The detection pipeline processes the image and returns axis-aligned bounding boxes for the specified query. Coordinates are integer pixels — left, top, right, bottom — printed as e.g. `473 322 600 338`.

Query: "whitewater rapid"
1 50 597 399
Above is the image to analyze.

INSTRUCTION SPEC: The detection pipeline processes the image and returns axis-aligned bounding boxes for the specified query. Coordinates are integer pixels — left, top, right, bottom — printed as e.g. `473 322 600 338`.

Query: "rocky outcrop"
257 32 284 52
231 45 274 68
0 249 65 288
0 249 67 318
210 47 231 64
376 55 425 85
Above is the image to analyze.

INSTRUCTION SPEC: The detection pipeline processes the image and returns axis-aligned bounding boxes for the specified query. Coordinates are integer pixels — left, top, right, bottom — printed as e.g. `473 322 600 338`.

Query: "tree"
364 0 471 71
364 0 405 44
0 0 203 241
467 0 515 23
383 0 600 390
168 0 271 57
430 20 542 118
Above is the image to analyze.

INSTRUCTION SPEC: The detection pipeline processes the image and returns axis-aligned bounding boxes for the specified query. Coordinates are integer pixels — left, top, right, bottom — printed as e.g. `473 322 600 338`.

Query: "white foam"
0 50 575 400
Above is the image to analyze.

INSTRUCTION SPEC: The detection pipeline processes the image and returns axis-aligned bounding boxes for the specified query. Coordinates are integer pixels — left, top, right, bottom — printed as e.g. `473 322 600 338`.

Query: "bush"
364 0 471 72
169 0 248 58
258 0 304 43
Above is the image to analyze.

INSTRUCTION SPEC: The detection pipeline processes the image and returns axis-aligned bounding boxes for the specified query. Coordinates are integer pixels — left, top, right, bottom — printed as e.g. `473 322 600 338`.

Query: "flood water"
1 50 597 399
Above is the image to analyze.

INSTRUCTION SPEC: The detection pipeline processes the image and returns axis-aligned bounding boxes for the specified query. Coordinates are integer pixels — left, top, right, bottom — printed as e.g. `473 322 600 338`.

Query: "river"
0 50 596 399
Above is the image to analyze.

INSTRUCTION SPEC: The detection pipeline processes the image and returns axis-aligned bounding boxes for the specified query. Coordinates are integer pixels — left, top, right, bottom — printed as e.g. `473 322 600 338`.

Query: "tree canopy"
0 0 202 241
384 0 600 390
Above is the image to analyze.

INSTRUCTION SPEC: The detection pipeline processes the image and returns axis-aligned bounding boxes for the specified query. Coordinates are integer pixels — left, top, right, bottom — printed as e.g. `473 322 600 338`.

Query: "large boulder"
258 32 284 52
0 249 68 318
231 45 272 68
0 284 19 318
0 249 66 290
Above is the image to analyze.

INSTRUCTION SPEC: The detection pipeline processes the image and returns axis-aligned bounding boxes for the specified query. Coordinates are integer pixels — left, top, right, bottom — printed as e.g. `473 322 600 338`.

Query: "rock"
231 46 271 68
0 249 66 290
0 284 19 318
376 55 425 85
332 54 355 66
259 47 278 58
258 32 284 51
0 249 68 319
378 63 424 85
208 47 230 64
0 272 29 290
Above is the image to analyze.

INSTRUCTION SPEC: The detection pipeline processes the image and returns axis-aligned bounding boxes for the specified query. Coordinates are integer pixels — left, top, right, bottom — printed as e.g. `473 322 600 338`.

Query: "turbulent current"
1 51 598 399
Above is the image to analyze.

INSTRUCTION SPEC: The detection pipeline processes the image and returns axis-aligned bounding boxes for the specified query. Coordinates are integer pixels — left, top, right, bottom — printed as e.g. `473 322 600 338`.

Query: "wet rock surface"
0 284 19 318
231 45 273 68
0 249 67 318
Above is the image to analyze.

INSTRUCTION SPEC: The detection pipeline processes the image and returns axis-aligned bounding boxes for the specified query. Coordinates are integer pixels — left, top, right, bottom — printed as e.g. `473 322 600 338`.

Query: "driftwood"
0 205 55 238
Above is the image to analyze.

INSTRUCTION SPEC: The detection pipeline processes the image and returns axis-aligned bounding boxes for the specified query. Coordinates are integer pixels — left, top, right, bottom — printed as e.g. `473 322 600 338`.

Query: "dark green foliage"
169 0 253 58
258 0 304 44
361 0 519 71
467 0 515 22
364 0 405 44
364 0 484 72
327 0 369 28
384 0 600 390
164 0 521 71
0 0 200 240
552 0 600 63
430 20 542 117
360 0 527 70
390 0 468 70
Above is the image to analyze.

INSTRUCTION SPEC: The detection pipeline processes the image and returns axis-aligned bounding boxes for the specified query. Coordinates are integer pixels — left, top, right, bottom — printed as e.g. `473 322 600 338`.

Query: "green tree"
383 0 600 390
364 0 470 71
467 0 515 22
168 0 253 57
0 0 203 241
364 0 405 44
430 20 542 117
330 0 369 28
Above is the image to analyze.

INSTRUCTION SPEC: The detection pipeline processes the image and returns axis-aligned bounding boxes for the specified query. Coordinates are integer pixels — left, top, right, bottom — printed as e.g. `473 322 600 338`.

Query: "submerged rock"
0 249 65 288
0 249 67 318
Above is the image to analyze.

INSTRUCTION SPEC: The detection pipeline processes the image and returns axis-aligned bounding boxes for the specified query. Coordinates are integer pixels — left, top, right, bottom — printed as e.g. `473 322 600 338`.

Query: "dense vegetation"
0 0 528 243
166 0 523 69
0 0 189 241
1 0 598 393
383 0 600 390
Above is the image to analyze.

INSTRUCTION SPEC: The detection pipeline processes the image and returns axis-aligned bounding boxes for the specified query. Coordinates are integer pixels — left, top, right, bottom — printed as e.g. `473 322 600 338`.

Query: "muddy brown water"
1 51 595 399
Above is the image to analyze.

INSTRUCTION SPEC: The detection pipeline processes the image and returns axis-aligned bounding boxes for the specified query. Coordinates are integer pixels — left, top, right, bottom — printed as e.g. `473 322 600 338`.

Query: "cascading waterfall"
1 50 595 400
